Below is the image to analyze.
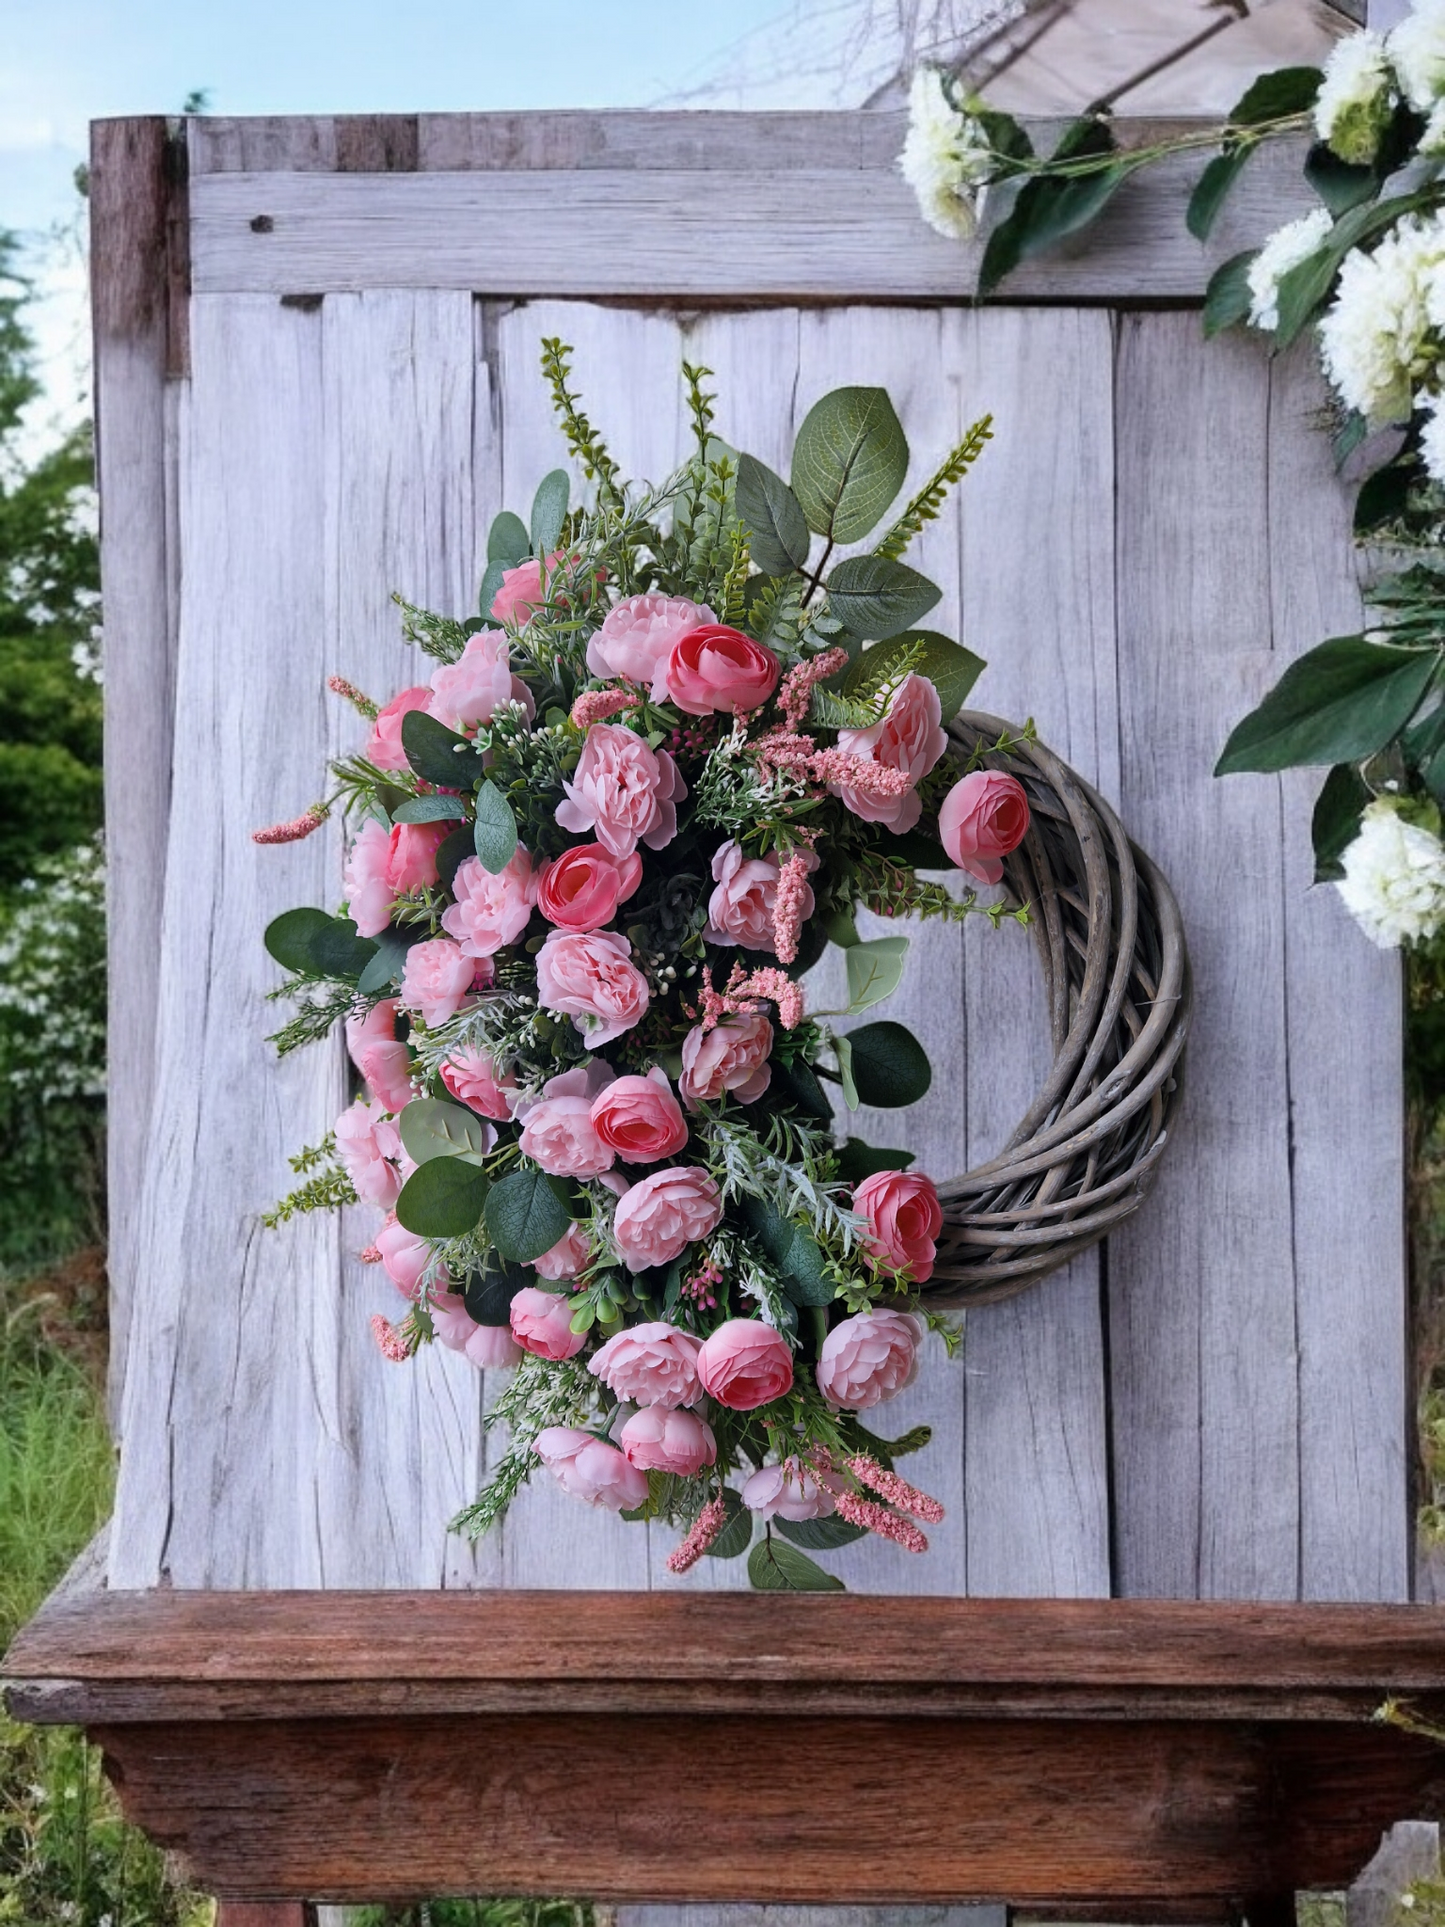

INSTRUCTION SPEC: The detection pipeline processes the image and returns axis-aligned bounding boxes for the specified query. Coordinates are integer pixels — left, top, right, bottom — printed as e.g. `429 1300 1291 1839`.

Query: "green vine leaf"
748 1534 846 1591
1215 636 1439 774
978 116 1126 300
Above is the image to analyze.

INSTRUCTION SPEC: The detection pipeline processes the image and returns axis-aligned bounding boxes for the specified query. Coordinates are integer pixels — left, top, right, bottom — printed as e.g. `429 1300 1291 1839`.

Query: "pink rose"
853 1169 944 1284
534 1427 649 1511
345 998 414 1114
535 928 650 1046
509 1285 587 1361
428 630 533 731
430 1287 480 1352
334 1098 404 1208
366 686 432 772
490 548 587 629
705 841 815 950
695 1318 794 1410
588 1320 704 1408
679 1012 773 1111
536 843 643 932
612 1167 723 1273
533 1222 592 1281
815 1308 924 1411
441 849 537 958
555 724 686 857
464 1322 524 1370
374 1214 442 1300
591 1069 690 1164
388 821 450 894
343 818 397 939
620 1405 717 1476
939 769 1031 884
741 1457 841 1521
665 623 781 716
399 937 474 1028
439 1045 517 1120
830 673 947 834
586 593 717 690
518 1096 614 1178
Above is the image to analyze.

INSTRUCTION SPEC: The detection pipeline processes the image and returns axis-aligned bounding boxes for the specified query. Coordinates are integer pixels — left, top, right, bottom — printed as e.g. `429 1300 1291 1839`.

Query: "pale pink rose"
464 1323 523 1370
815 1308 924 1411
535 928 650 1046
695 1318 794 1411
939 769 1031 884
427 630 533 732
343 818 396 939
678 1012 773 1111
441 849 537 958
366 686 432 772
591 1069 690 1164
509 1285 587 1361
853 1169 944 1284
518 1097 614 1178
533 1222 592 1281
511 1058 617 1125
375 1213 441 1300
830 673 948 833
555 724 686 857
345 998 414 1114
705 841 816 950
741 1457 841 1521
429 1287 480 1352
665 624 781 716
589 1320 704 1408
536 843 643 932
430 1289 523 1369
586 592 716 689
439 1045 517 1120
620 1405 717 1476
399 937 474 1028
334 1098 404 1208
612 1167 723 1273
534 1426 650 1511
387 821 450 894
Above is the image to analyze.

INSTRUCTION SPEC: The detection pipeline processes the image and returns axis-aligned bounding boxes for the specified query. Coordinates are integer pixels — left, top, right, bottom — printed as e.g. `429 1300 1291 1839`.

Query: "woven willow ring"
925 711 1192 1308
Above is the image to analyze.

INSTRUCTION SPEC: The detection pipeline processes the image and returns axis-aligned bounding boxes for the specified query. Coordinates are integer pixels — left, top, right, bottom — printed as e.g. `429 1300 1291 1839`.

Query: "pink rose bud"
388 820 450 894
399 936 474 1028
464 1322 523 1371
853 1169 944 1284
518 1096 615 1178
590 1069 690 1164
586 592 717 690
829 672 948 834
535 928 650 1047
678 1012 773 1111
441 849 537 959
555 724 686 857
365 685 432 772
428 628 533 731
374 1213 443 1300
509 1285 588 1361
534 1426 650 1511
741 1456 840 1521
589 1319 704 1408
439 1045 517 1120
532 1222 592 1281
345 998 415 1115
815 1308 924 1411
334 1098 404 1208
536 842 643 932
938 769 1031 884
695 1318 794 1411
612 1166 723 1273
664 624 781 716
620 1405 717 1476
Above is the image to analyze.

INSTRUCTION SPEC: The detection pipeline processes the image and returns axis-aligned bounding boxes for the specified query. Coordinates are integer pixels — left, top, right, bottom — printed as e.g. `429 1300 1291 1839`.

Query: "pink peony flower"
612 1167 723 1273
467 1323 523 1369
439 1045 517 1120
695 1318 794 1410
591 1069 690 1163
509 1286 587 1361
815 1308 924 1411
588 1320 704 1408
518 1095 614 1178
853 1169 944 1284
343 818 397 939
555 724 686 857
366 686 432 772
345 998 414 1114
586 592 717 690
441 849 537 958
705 841 815 951
534 1427 650 1511
938 769 1031 884
665 624 781 716
399 937 474 1028
375 1214 444 1300
388 821 450 894
536 843 643 932
428 630 533 732
429 1292 522 1370
830 672 947 833
678 1012 773 1111
535 928 650 1046
620 1405 717 1476
533 1222 592 1281
334 1098 404 1208
741 1457 841 1521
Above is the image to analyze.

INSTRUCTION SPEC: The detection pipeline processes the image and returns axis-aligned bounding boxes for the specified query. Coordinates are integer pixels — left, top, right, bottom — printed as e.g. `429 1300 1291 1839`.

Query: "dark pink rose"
664 624 780 716
591 1069 689 1163
612 1167 722 1272
853 1169 944 1283
439 1045 517 1120
938 769 1031 884
509 1286 587 1361
536 843 643 932
620 1406 717 1476
814 1308 924 1411
695 1319 794 1411
366 686 432 772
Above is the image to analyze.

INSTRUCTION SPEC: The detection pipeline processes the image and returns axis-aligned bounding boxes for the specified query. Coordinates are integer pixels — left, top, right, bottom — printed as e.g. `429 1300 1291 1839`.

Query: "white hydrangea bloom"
899 66 994 241
1318 212 1445 423
1246 209 1334 331
1389 0 1445 112
1315 30 1396 164
1337 798 1445 947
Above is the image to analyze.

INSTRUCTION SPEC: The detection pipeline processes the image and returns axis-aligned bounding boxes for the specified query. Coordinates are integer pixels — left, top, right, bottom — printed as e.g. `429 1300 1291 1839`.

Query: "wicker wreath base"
925 712 1192 1308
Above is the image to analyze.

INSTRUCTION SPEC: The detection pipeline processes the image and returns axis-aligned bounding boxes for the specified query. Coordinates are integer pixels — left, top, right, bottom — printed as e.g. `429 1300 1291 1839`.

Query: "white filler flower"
1390 0 1445 112
899 66 995 241
1315 29 1396 164
1337 798 1445 947
1247 209 1334 331
1319 212 1445 422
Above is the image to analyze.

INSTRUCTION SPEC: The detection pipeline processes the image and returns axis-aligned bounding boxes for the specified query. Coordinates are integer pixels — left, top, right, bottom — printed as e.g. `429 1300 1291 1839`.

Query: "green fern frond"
540 337 622 508
682 361 716 460
873 414 995 562
722 526 751 626
808 640 924 729
261 1162 357 1227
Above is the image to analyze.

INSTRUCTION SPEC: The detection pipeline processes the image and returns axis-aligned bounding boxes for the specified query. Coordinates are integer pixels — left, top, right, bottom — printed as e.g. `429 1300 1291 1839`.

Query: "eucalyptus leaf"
842 1020 933 1109
844 630 985 726
264 906 336 974
834 1137 916 1184
398 1098 489 1166
462 1253 533 1326
485 1166 573 1264
391 793 469 825
473 779 519 875
356 926 417 995
823 906 860 949
487 509 531 566
703 1487 754 1560
1310 762 1372 883
748 1535 845 1592
833 1032 859 1111
826 555 940 641
777 1230 834 1307
1202 250 1257 338
401 708 477 787
309 917 378 982
530 468 570 558
774 1514 868 1550
1214 636 1439 774
736 453 811 575
791 387 909 544
771 1056 835 1121
394 1158 489 1239
435 825 474 894
844 936 910 1014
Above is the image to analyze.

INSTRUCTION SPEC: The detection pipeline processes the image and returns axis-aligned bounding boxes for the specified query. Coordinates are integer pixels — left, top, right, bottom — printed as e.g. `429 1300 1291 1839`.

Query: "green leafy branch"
540 335 622 510
874 415 995 561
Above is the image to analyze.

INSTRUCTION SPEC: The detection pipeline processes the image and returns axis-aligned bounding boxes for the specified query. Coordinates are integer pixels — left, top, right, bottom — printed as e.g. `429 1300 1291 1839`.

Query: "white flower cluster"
899 66 996 242
1336 798 1445 948
1314 29 1397 166
1318 211 1445 425
1247 209 1334 332
0 836 107 1097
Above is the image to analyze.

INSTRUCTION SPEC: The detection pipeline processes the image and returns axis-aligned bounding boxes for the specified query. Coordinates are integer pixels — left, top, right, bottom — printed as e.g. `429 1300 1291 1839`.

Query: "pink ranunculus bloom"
815 1308 924 1411
704 841 816 951
343 818 396 939
518 1096 615 1178
388 820 450 894
620 1405 717 1476
374 1213 443 1301
938 769 1031 884
665 623 781 716
853 1169 944 1284
535 928 650 1047
536 843 643 933
741 1457 841 1521
345 998 414 1115
590 1068 690 1164
555 724 686 858
399 936 474 1028
509 1285 588 1361
678 1012 773 1112
612 1167 723 1273
439 1045 517 1121
334 1098 404 1208
585 592 717 690
366 686 432 772
533 1222 592 1281
830 672 948 834
427 629 533 732
695 1318 794 1411
534 1426 650 1511
588 1320 704 1409
441 848 537 959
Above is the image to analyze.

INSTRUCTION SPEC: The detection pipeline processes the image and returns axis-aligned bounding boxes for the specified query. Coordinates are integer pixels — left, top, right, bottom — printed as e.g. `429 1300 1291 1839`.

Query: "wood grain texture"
620 1911 1000 1927
214 1907 310 1927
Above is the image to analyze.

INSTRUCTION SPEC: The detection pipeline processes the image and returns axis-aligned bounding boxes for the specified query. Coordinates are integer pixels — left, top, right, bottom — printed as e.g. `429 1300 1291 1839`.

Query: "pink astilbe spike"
570 685 640 729
771 851 815 966
328 675 380 719
357 1243 384 1265
667 1494 729 1574
778 647 850 726
730 966 806 1031
252 804 328 845
370 1313 410 1363
847 1453 945 1524
833 1488 929 1553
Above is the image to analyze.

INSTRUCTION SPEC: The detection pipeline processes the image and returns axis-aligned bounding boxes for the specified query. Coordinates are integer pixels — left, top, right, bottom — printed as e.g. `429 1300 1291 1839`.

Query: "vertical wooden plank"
619 1909 1005 1927
1110 311 1300 1600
